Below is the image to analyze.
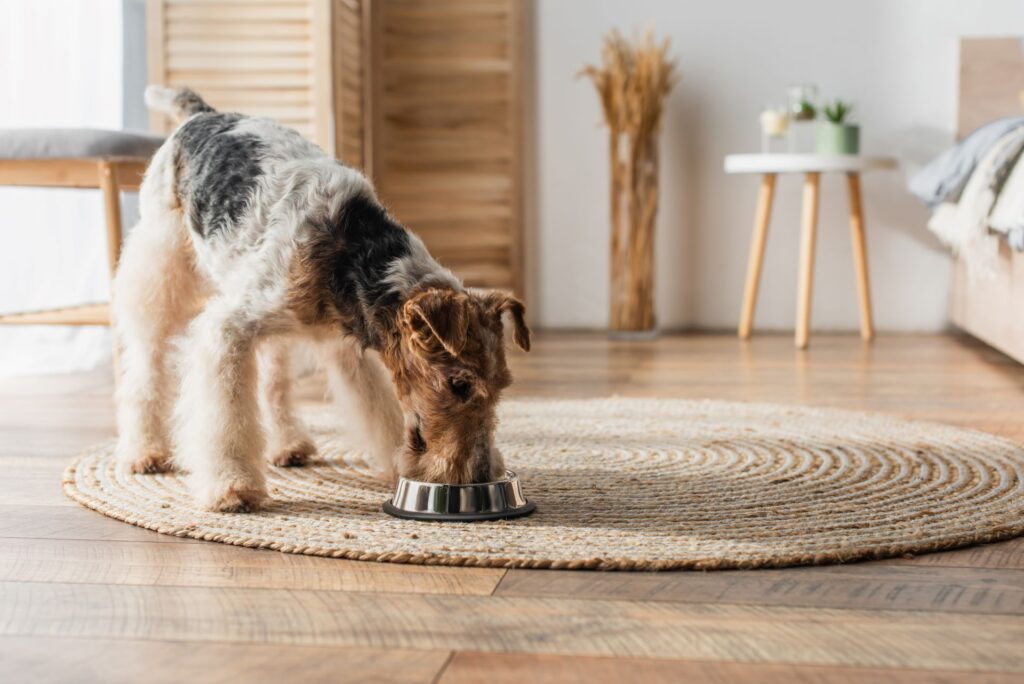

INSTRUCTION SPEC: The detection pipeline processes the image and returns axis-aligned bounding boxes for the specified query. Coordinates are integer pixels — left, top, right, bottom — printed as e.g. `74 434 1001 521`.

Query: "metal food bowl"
383 470 536 522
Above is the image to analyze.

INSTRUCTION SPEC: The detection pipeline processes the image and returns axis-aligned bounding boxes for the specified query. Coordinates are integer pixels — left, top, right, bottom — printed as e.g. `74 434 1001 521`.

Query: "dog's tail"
144 85 215 123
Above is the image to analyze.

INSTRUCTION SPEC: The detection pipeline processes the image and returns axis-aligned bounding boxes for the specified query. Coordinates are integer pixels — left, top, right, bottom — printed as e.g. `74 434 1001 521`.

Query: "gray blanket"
909 116 1024 209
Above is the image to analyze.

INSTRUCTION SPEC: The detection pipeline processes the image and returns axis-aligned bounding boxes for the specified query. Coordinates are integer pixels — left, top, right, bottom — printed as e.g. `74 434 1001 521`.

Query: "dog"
112 86 530 512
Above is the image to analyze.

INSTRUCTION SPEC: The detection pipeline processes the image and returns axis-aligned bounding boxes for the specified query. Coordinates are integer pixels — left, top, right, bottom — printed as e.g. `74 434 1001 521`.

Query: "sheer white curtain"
0 0 128 375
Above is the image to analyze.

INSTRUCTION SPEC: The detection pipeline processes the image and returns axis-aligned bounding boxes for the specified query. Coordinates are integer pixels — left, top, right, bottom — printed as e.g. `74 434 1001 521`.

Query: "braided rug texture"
64 398 1024 571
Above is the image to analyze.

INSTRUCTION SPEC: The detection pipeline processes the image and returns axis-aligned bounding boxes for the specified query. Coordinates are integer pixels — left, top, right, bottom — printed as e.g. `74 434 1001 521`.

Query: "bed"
936 38 1024 363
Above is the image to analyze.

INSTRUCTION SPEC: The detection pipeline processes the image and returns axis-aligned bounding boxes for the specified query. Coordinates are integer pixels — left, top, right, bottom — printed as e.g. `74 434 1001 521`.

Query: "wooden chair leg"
795 172 820 350
98 161 123 279
738 173 776 339
846 172 875 341
98 160 124 379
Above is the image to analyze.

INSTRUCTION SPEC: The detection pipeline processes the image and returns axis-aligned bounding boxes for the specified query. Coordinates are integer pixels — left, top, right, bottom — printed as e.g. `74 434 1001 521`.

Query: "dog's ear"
401 289 469 357
486 292 531 352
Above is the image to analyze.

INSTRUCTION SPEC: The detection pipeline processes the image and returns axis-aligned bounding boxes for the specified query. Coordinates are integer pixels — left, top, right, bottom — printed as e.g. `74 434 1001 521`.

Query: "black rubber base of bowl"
382 500 537 522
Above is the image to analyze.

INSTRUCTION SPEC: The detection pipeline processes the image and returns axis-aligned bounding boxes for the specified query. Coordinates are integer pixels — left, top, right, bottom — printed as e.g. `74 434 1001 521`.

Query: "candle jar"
759 107 790 153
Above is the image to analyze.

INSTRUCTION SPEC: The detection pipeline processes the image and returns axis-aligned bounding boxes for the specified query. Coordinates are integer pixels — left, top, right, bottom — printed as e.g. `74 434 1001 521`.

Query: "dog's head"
388 287 530 484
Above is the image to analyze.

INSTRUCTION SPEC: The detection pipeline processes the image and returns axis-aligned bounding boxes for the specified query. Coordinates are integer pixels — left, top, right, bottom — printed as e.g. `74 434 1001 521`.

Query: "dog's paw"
116 449 174 476
268 439 317 467
205 482 268 513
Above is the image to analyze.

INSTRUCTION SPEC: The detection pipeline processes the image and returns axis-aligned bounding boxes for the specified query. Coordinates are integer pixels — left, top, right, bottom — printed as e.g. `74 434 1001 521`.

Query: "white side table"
724 154 898 349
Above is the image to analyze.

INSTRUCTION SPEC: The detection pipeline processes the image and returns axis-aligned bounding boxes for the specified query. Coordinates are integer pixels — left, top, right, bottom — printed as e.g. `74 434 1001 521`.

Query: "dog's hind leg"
322 338 404 481
258 337 317 467
173 293 288 512
113 148 204 475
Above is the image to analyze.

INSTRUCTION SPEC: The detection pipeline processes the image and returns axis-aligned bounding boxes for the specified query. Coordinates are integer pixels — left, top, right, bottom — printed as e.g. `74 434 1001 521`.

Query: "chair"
0 129 162 331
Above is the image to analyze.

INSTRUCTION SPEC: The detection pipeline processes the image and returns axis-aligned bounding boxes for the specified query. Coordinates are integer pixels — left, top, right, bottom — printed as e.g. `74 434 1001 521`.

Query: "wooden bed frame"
950 37 1024 363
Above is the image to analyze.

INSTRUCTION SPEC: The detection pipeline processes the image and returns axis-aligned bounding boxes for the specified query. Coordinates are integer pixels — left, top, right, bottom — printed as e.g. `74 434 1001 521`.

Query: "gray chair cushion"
0 128 164 160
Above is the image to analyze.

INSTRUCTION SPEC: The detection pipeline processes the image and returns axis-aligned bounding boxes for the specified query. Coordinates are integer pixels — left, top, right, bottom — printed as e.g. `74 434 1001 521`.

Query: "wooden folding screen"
367 0 525 291
147 0 368 166
331 0 369 169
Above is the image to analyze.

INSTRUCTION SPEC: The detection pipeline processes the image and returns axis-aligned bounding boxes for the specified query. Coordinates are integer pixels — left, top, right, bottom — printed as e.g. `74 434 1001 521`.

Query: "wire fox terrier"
113 86 530 512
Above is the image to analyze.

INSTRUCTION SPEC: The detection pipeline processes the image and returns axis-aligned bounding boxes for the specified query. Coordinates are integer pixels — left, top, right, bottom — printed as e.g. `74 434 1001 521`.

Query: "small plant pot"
816 122 860 155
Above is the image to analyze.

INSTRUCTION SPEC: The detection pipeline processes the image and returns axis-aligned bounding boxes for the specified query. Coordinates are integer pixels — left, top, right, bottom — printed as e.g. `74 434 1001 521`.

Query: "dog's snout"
471 458 494 483
472 445 505 483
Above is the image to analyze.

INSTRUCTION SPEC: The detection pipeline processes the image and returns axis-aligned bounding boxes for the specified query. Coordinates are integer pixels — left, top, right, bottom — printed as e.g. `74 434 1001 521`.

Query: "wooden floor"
2 333 1024 683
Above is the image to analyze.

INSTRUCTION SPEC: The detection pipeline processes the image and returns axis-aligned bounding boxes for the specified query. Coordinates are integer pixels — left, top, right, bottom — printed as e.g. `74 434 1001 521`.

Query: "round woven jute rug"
63 398 1024 570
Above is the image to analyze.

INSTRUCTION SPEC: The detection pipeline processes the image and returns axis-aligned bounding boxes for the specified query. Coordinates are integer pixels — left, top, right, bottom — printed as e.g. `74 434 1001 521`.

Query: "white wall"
0 0 125 374
534 0 1024 331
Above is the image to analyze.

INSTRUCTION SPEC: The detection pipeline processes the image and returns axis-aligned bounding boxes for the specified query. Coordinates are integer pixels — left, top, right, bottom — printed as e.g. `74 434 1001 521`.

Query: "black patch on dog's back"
303 194 412 346
174 113 264 238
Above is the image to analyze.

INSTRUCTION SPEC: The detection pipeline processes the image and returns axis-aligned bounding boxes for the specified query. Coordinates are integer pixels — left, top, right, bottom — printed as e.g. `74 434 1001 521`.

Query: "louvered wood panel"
332 0 367 169
369 0 525 293
147 0 368 167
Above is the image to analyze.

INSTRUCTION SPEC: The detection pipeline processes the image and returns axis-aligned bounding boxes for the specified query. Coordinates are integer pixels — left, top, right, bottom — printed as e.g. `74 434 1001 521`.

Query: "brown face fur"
381 287 530 484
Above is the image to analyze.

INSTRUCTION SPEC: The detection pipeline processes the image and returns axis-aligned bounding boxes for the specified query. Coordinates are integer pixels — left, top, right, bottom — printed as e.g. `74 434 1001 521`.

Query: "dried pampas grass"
582 30 676 332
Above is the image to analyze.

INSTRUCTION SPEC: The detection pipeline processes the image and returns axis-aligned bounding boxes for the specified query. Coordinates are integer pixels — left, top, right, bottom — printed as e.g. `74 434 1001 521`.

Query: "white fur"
113 140 206 477
323 338 404 480
113 92 433 511
143 85 178 115
257 338 316 466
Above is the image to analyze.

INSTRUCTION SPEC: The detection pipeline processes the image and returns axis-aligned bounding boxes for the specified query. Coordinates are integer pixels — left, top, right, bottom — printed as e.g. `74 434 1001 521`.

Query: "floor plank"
0 537 504 596
0 430 113 461
2 581 1022 671
0 505 199 544
500 335 1024 441
0 468 71 506
0 635 449 684
495 563 1024 615
439 651 1022 684
894 539 1024 570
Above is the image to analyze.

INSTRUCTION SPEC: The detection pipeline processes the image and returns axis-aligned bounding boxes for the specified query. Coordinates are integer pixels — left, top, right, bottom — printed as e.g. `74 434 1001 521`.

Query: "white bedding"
989 150 1024 250
926 123 1024 277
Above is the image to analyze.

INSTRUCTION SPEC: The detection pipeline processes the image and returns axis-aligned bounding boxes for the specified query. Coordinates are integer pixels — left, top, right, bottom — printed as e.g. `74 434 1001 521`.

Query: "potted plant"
817 100 859 154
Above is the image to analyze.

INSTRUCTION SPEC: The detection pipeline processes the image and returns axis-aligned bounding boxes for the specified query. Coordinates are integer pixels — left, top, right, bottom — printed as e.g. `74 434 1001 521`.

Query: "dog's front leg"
174 298 271 512
323 339 404 481
258 338 317 467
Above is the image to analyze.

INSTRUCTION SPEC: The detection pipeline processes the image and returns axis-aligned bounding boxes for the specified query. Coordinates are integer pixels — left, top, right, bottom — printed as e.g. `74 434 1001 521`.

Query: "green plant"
795 99 816 121
823 100 853 124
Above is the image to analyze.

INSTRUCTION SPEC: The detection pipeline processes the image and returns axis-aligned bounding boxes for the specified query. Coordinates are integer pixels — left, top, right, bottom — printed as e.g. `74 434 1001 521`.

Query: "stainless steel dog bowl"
383 470 536 522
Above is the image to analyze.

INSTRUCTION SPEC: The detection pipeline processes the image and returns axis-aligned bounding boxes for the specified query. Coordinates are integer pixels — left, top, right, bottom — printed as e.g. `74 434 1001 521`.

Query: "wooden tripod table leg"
738 173 776 339
795 172 820 350
846 172 875 341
